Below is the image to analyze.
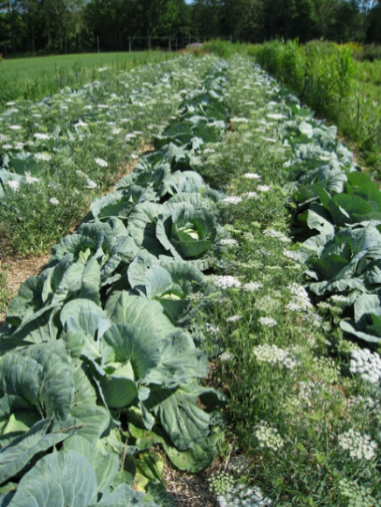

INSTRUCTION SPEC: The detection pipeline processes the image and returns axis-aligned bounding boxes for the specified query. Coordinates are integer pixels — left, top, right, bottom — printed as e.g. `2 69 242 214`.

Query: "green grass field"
0 51 174 109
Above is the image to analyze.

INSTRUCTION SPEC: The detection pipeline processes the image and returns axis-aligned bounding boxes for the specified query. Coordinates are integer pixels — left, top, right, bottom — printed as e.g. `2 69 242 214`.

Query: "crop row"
0 57 244 506
0 56 217 254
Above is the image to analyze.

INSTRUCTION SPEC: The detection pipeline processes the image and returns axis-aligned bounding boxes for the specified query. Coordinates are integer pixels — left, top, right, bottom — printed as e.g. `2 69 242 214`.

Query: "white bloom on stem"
222 196 243 205
257 185 271 192
350 348 381 384
241 191 259 199
338 429 377 461
220 238 238 247
85 178 97 189
2 144 13 150
7 180 20 192
25 172 40 184
226 315 242 322
266 113 287 120
49 197 60 205
94 157 108 167
9 125 21 130
219 352 235 362
34 133 50 140
258 317 277 327
283 249 300 261
244 172 261 179
214 276 242 289
243 282 264 292
254 421 284 451
34 152 51 162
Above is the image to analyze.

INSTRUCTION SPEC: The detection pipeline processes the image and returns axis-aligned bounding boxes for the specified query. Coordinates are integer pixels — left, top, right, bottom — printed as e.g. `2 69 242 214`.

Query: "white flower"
221 238 238 247
34 133 50 140
2 144 13 150
74 121 88 128
330 294 350 305
283 249 300 261
214 276 242 289
243 282 264 292
94 157 108 167
219 352 235 362
231 117 249 123
241 191 259 199
34 152 51 162
6 180 20 192
254 421 284 451
49 197 60 205
25 172 40 184
226 315 242 322
9 125 21 130
257 185 271 192
222 196 243 205
130 154 139 160
350 348 381 384
244 172 261 179
6 101 16 106
97 67 109 72
263 229 290 242
288 283 309 299
338 429 377 460
258 317 277 327
266 113 287 120
205 323 220 334
85 178 97 189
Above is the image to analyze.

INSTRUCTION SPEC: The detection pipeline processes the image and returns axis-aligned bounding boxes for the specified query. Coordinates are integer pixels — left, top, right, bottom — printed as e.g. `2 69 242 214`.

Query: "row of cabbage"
0 59 233 506
245 68 381 347
0 56 218 252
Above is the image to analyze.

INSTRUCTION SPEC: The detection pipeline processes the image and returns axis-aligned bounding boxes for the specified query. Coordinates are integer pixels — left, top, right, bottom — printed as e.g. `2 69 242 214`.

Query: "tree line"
1 0 381 56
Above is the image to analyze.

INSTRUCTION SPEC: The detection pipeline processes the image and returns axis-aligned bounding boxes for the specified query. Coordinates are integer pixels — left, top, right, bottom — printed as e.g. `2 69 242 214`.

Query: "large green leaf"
0 419 69 486
0 342 74 422
106 293 175 336
142 383 225 451
9 450 97 507
63 435 119 492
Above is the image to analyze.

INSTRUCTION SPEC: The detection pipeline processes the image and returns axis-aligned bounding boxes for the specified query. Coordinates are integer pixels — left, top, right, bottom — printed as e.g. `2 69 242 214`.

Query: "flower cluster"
217 483 272 507
253 344 297 369
254 421 284 451
338 479 380 507
338 429 377 460
350 348 381 384
214 276 242 289
257 317 277 327
208 471 235 496
222 196 243 205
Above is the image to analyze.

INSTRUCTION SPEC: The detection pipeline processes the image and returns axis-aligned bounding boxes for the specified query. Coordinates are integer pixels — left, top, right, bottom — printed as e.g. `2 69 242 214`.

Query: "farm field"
0 52 381 507
0 51 175 110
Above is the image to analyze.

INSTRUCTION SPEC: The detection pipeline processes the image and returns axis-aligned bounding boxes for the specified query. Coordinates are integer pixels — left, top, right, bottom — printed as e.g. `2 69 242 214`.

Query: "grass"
0 51 174 109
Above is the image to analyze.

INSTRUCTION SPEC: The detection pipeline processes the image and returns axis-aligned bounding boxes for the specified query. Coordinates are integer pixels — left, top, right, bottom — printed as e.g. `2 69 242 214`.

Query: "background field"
0 51 174 109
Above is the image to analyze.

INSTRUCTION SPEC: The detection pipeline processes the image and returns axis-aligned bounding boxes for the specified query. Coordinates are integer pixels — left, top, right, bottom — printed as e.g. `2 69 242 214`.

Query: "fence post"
129 36 131 52
168 35 171 52
97 35 100 53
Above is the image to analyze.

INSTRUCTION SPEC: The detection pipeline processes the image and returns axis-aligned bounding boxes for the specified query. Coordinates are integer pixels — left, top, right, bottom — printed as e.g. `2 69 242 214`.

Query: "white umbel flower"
6 180 20 192
244 172 261 179
49 197 60 205
350 348 381 384
214 276 242 289
94 157 108 167
34 133 50 140
243 282 264 291
222 196 243 205
338 429 377 460
258 317 277 327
